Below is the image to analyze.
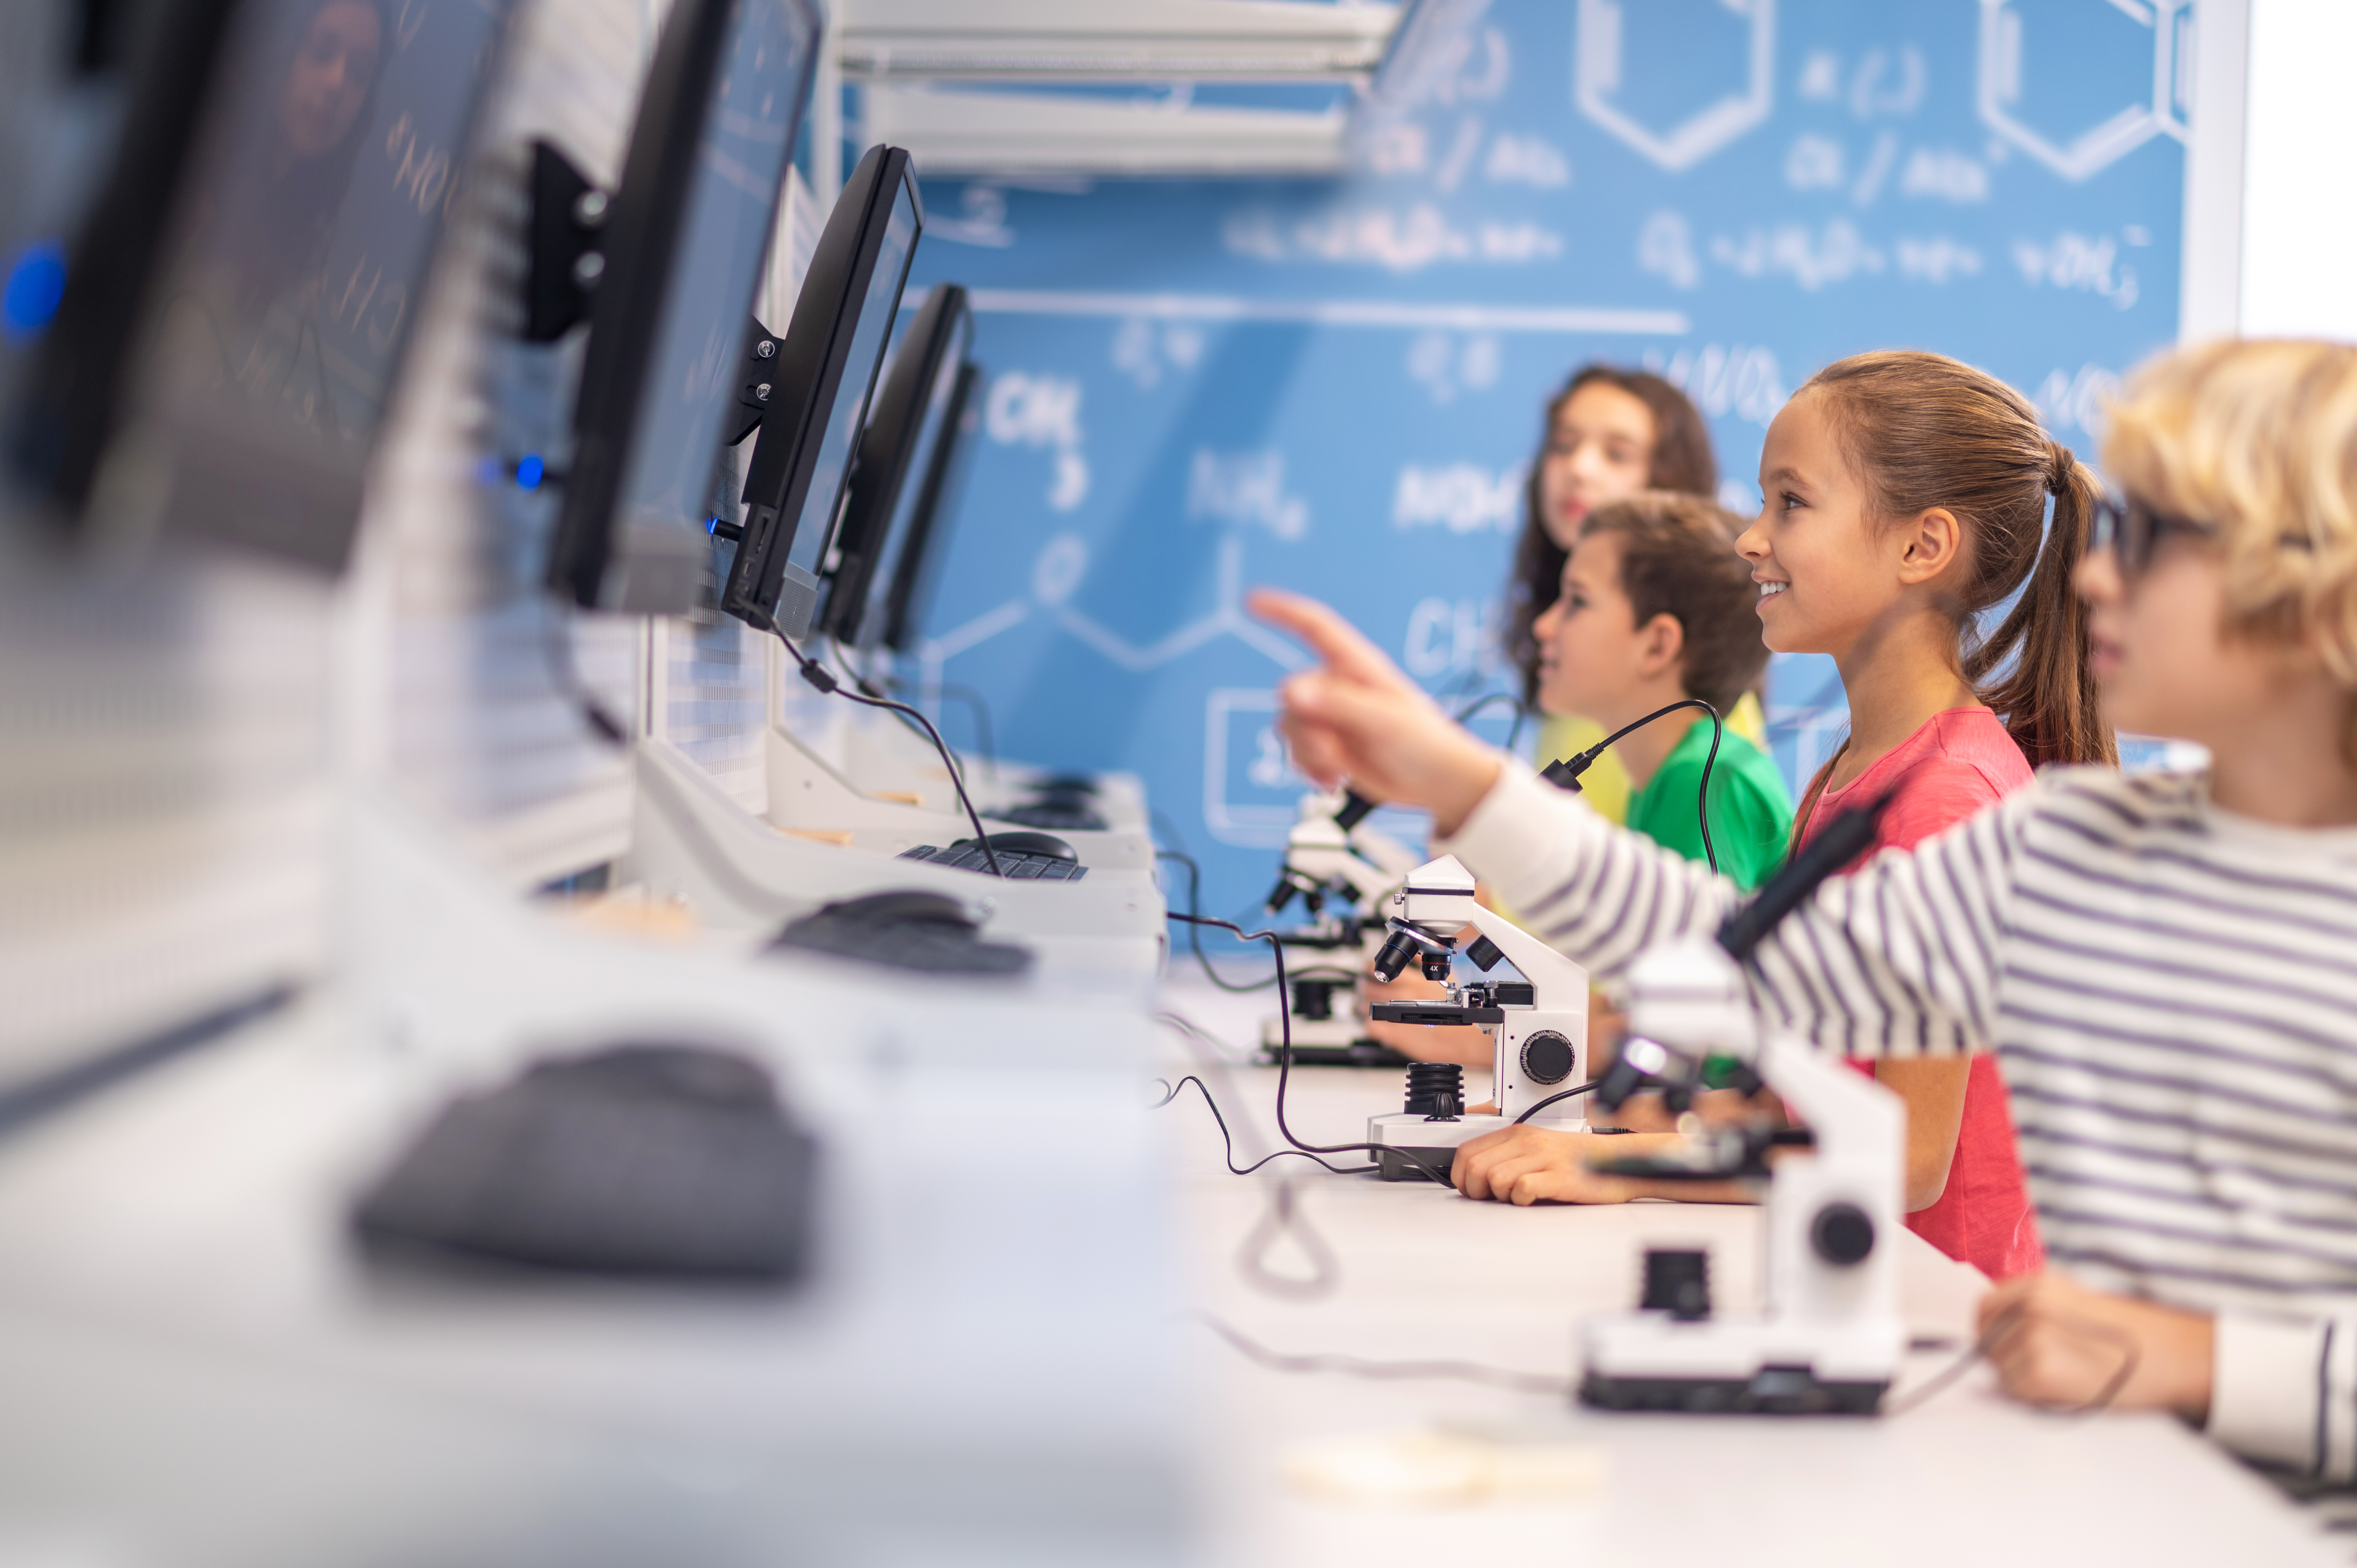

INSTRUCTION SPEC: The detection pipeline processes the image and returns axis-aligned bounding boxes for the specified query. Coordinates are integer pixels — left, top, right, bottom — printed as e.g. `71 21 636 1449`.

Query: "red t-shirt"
1803 708 2046 1280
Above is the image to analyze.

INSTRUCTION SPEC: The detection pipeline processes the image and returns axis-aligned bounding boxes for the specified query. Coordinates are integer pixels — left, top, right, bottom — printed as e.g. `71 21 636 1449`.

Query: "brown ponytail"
1803 351 2116 773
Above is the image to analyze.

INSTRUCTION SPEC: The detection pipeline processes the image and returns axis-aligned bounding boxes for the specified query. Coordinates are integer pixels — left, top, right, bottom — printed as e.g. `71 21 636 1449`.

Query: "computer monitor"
546 0 819 614
882 361 982 657
819 283 970 650
721 143 922 639
10 0 515 571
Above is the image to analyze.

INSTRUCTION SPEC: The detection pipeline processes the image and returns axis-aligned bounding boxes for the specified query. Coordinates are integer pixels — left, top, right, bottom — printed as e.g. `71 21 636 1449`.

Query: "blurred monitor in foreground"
11 0 514 572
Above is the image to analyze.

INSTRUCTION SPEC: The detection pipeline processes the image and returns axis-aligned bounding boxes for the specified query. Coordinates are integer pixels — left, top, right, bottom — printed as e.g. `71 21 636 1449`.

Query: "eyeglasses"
2089 494 2216 580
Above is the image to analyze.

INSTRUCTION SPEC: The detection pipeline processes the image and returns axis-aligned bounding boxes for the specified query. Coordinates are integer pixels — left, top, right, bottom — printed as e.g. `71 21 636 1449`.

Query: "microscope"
1576 801 1907 1414
1356 854 1593 1179
1256 790 1423 1067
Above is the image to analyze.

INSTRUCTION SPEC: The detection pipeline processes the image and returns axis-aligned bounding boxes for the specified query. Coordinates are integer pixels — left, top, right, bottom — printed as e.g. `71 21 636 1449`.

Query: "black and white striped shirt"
1440 759 2357 1482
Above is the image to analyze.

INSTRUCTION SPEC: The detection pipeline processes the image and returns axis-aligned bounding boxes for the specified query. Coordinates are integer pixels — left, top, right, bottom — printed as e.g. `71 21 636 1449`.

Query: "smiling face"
1737 389 1915 657
279 0 382 160
1533 531 1668 719
1537 381 1657 550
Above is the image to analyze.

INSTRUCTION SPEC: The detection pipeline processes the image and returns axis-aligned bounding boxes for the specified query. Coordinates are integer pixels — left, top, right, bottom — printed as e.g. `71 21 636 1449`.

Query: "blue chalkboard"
892 0 2192 922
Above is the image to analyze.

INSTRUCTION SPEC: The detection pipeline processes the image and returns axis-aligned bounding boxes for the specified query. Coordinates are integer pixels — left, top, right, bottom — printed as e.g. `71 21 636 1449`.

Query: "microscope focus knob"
1518 1031 1576 1086
1811 1202 1876 1266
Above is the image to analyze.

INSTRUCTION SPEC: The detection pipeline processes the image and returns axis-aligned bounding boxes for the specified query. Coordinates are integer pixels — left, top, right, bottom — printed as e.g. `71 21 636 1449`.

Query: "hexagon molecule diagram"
1575 0 1775 173
1979 0 2192 180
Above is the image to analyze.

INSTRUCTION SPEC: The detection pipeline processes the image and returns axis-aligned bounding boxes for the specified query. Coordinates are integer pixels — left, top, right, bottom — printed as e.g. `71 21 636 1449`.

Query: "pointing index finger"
1246 589 1405 688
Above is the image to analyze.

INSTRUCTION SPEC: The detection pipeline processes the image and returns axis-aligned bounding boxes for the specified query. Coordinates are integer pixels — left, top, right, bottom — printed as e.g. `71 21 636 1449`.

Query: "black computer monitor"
721 143 922 639
10 0 515 571
546 0 819 614
882 360 982 657
819 283 970 650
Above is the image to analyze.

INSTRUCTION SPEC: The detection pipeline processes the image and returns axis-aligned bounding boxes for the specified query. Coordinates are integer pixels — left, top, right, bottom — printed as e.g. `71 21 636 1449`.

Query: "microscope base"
1364 1110 1585 1183
1580 1312 1902 1415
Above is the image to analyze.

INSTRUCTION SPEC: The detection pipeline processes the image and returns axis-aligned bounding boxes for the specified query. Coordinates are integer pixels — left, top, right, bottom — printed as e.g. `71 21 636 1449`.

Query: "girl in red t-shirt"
1754 352 2113 1278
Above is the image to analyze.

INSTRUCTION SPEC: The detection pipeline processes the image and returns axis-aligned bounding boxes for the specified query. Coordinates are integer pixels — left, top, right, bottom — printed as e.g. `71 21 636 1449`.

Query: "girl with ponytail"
1733 350 2111 1279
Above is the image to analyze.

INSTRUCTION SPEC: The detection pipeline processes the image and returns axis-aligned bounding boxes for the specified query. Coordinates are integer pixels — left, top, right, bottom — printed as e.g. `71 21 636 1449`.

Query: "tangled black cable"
1167 911 1455 1185
1150 1075 1376 1176
1157 851 1280 992
1152 1014 1355 1299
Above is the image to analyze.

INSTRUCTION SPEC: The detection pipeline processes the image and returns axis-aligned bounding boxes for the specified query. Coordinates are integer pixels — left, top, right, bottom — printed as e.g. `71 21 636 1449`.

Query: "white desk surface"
1158 974 2343 1568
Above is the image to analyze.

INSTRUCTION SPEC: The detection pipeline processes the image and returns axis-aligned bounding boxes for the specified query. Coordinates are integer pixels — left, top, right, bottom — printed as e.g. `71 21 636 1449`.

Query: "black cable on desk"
1197 1312 1574 1397
1152 1015 1355 1300
1168 912 1454 1187
1151 1075 1376 1176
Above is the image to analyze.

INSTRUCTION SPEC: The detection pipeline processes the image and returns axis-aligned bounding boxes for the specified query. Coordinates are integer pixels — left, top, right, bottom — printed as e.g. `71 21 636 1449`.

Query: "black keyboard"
898 844 1088 880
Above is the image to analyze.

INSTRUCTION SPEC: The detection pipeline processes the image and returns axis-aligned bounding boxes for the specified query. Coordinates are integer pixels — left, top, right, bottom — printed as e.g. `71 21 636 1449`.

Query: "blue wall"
894 0 2192 923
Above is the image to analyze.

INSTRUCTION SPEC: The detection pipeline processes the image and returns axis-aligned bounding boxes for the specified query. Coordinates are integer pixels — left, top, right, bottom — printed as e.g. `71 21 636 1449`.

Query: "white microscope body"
1258 791 1423 1061
1358 855 1592 1179
1577 935 1907 1413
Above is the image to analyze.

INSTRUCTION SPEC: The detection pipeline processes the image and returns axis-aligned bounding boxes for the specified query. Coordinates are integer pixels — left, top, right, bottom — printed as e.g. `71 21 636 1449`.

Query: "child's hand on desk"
1451 1127 1660 1206
1979 1271 2215 1418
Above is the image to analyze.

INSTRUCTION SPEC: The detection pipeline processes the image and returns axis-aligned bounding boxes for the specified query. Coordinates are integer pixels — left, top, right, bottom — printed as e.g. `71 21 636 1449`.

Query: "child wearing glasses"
1253 337 2357 1476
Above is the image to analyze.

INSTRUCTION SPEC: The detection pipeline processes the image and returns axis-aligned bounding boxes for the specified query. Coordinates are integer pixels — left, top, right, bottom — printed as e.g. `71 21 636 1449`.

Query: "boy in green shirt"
1622 711 1790 888
1532 491 1791 888
1367 491 1788 1064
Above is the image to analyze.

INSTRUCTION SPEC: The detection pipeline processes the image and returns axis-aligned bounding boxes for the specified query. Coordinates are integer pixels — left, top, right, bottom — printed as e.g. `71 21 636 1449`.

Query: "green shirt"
1623 718 1792 890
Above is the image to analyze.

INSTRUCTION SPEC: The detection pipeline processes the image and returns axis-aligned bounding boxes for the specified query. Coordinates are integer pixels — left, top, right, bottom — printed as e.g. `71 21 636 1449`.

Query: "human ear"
1636 612 1685 680
1896 507 1965 587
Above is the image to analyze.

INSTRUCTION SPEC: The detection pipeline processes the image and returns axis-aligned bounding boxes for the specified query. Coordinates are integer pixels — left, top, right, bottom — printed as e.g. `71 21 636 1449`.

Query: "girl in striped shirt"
1251 338 2357 1481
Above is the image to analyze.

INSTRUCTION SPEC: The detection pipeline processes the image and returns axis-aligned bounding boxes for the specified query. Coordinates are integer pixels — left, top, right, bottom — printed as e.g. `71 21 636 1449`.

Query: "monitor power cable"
541 600 629 749
768 625 1004 878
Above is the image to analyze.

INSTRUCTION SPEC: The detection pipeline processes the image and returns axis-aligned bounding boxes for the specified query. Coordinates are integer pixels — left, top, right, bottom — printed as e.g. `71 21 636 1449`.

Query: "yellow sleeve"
1532 712 1629 826
1728 689 1768 749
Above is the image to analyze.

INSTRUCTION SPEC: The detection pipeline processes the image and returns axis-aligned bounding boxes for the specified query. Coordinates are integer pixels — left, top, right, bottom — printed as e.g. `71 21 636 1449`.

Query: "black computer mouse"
1031 773 1100 799
956 829 1078 862
353 1044 816 1280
